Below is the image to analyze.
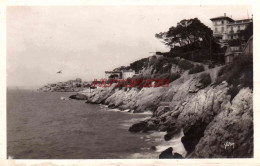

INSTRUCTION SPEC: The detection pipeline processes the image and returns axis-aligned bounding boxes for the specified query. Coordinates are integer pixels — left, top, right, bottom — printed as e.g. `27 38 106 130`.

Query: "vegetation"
208 63 215 69
189 64 205 74
129 58 149 72
109 74 119 79
153 73 181 82
113 66 130 72
168 73 181 82
215 55 253 88
178 59 194 70
215 55 253 101
227 86 240 101
239 22 253 42
199 73 212 88
155 18 224 63
155 18 213 48
228 39 241 46
117 81 124 90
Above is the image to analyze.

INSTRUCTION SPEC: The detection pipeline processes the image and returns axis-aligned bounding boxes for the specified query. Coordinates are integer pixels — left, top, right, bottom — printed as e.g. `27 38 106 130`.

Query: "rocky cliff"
74 55 253 158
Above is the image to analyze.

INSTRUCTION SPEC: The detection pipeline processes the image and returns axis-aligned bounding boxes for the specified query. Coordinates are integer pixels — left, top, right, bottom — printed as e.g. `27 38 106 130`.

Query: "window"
215 22 217 25
221 27 224 32
238 25 240 30
215 28 218 33
221 20 224 24
230 26 234 33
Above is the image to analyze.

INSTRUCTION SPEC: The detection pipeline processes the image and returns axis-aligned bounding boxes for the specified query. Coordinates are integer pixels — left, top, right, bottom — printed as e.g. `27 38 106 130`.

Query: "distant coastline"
37 78 91 92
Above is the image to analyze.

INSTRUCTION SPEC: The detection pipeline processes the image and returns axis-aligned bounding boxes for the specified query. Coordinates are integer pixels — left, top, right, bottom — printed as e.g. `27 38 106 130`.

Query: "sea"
7 89 186 159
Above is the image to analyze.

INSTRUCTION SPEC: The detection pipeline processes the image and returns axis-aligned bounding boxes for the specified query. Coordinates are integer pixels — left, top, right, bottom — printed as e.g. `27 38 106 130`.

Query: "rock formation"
71 56 253 158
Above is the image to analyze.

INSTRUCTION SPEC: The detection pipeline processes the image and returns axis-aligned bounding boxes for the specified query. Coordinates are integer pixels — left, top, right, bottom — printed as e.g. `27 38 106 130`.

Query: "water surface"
7 90 166 159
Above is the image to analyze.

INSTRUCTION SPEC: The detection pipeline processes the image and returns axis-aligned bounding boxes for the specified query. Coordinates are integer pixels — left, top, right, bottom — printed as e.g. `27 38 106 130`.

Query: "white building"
122 70 135 79
210 13 234 42
226 19 252 40
210 13 252 45
105 70 135 79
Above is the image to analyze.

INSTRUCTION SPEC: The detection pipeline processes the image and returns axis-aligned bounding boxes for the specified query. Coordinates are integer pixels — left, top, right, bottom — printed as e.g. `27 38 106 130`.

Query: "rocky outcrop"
159 147 183 159
74 61 253 158
191 88 253 158
69 94 88 100
127 79 252 158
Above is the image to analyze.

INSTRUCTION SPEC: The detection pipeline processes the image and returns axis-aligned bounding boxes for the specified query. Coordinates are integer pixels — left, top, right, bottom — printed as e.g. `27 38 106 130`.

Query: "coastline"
96 103 187 158
69 62 253 158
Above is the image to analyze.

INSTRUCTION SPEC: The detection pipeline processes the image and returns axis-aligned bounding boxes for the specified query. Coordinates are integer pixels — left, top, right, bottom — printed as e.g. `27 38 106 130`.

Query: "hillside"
72 53 253 158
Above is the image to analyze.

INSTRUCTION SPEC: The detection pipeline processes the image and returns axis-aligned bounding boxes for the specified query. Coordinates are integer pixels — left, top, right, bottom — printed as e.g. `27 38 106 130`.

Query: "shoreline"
72 95 187 159
68 63 253 158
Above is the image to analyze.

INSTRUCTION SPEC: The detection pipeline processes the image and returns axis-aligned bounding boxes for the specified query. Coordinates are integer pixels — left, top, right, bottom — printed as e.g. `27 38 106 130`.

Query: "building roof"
210 16 234 22
235 18 252 22
227 20 252 26
105 71 122 74
122 69 135 73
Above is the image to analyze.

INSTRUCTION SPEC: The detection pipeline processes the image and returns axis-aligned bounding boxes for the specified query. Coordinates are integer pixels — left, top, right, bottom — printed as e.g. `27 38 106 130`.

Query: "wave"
136 111 153 115
128 152 158 159
155 129 187 157
108 108 121 112
120 117 150 129
124 117 150 123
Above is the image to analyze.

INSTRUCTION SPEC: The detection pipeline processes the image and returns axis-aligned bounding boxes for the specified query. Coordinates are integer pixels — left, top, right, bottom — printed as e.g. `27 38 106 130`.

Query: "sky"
7 6 252 88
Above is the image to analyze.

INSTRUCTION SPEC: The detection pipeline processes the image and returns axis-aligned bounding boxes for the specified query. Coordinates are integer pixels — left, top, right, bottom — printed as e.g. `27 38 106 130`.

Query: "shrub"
227 86 240 101
217 67 225 77
153 73 170 79
117 81 124 90
189 64 205 74
130 57 149 72
208 63 215 69
158 63 172 73
214 55 253 89
214 55 253 102
166 57 180 65
199 73 211 88
169 73 181 82
178 59 194 70
106 78 116 84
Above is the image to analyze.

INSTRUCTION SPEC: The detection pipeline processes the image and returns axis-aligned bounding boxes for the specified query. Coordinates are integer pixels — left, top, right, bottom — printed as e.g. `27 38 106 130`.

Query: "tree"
155 18 213 49
109 74 119 79
239 22 253 41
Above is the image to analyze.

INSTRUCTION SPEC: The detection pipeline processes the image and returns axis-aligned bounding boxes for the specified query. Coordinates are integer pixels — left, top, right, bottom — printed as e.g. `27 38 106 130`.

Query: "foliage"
113 66 130 72
228 39 241 46
239 22 253 41
117 81 124 90
106 78 115 84
155 18 225 63
109 74 119 79
113 58 149 73
168 73 181 82
153 57 174 74
178 59 194 70
129 58 149 72
215 55 253 88
227 86 240 101
155 18 213 48
208 63 215 69
189 64 205 74
199 73 212 87
215 55 253 101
